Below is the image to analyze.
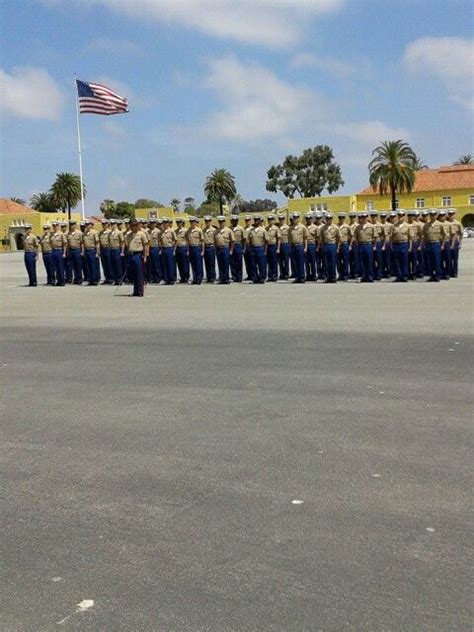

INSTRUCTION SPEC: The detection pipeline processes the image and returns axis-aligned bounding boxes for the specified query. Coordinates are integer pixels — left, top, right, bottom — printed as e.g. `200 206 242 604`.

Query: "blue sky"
1 0 473 212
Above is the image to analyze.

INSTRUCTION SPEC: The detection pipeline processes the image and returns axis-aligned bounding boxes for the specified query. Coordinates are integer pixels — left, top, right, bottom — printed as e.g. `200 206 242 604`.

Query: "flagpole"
74 75 86 221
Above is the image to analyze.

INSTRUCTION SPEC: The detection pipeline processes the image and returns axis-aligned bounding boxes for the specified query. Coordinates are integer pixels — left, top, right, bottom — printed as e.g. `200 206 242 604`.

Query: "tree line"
17 151 474 218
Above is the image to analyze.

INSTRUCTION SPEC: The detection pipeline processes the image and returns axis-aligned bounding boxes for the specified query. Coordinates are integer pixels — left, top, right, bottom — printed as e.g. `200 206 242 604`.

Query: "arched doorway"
461 213 474 227
15 233 25 250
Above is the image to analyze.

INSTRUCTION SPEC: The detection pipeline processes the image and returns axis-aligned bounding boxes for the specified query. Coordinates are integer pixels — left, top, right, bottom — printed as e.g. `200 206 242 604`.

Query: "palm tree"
30 192 57 213
368 140 417 211
100 199 116 218
50 172 85 220
10 197 26 205
413 156 428 171
204 168 237 214
453 154 473 165
170 198 181 213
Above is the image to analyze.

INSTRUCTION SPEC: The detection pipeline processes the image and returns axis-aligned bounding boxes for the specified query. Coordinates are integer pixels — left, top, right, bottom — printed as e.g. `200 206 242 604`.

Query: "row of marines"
22 208 463 296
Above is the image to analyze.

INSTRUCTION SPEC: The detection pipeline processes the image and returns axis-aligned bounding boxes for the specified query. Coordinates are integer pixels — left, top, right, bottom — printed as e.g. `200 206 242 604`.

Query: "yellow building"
0 199 81 252
288 194 356 215
355 165 474 224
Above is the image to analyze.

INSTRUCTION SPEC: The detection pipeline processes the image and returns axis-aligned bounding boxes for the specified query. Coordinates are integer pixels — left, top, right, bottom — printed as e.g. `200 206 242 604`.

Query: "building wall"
288 195 355 214
355 188 474 223
0 212 81 251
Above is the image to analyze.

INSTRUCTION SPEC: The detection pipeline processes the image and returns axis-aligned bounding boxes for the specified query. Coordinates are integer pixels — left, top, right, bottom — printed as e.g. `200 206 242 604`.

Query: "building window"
365 201 374 211
315 203 327 212
415 198 425 208
441 196 451 206
395 199 399 209
469 195 474 205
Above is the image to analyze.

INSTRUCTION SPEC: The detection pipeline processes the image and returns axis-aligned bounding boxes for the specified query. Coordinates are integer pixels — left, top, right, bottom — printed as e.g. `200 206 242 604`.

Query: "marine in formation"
23 208 464 296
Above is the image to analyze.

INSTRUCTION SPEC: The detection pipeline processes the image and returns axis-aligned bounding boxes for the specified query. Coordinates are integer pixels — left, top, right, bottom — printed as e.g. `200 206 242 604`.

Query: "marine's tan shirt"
109 228 124 249
24 234 38 252
407 222 421 241
187 227 204 247
148 227 161 248
288 223 309 245
203 226 217 246
231 225 245 244
354 223 374 244
423 220 445 242
160 227 175 247
248 226 267 247
391 221 410 243
215 226 235 248
126 230 148 253
68 229 83 249
265 225 281 246
371 222 383 242
50 231 67 249
337 223 351 243
381 222 393 242
278 224 289 243
175 227 188 247
99 229 111 248
306 224 318 245
449 219 463 240
442 221 453 241
349 222 358 238
83 229 99 249
40 233 52 253
319 224 339 244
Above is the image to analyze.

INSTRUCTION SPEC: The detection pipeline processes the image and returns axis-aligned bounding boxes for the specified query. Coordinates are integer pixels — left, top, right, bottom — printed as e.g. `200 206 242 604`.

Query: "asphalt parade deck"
1 245 473 631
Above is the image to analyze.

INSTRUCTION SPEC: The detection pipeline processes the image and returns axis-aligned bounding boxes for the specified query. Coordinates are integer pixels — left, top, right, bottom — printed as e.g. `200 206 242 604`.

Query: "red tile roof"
0 199 37 215
358 165 474 195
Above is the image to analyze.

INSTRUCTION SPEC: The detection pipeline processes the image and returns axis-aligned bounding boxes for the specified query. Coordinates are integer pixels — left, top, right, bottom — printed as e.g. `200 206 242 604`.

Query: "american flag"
76 79 129 115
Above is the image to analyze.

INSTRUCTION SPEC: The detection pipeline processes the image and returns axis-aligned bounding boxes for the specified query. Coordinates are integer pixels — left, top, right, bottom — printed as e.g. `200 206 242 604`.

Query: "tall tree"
10 197 26 205
115 201 135 219
50 172 85 220
204 169 237 214
368 140 417 211
170 198 181 213
453 154 473 165
413 156 428 170
238 198 278 213
30 192 57 213
266 146 344 198
134 198 163 208
183 197 195 211
100 199 117 218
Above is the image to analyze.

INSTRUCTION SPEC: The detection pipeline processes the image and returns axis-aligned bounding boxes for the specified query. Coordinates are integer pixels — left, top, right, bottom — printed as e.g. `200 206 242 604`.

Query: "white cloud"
199 56 407 150
87 37 142 56
404 37 474 111
73 0 344 48
289 53 356 78
0 66 64 120
404 36 474 80
201 56 319 141
102 119 128 140
331 121 409 147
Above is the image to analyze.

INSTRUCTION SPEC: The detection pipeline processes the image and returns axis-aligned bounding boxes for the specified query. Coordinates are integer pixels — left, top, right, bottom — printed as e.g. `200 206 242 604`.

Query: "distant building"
356 165 474 223
281 165 474 225
0 199 81 251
